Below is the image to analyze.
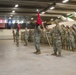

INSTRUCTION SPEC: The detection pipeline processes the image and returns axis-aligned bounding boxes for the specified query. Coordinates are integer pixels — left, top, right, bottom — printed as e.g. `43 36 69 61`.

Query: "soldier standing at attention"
34 12 43 54
12 29 15 42
69 27 76 51
51 21 62 57
24 27 29 46
16 28 19 46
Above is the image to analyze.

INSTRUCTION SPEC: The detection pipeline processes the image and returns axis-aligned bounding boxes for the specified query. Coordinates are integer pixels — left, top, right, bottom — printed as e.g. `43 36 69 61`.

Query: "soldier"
24 27 29 46
61 25 66 49
29 29 34 42
65 26 70 50
34 23 42 54
69 27 76 51
16 29 19 46
51 21 62 57
12 29 15 42
72 25 76 47
34 12 43 54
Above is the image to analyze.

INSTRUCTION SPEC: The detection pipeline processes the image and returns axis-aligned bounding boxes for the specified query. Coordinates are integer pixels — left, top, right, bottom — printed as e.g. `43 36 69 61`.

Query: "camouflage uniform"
69 28 76 51
65 28 70 50
73 26 76 47
24 28 29 46
34 24 41 54
12 30 15 42
16 29 19 46
28 30 34 42
61 26 66 49
51 25 62 56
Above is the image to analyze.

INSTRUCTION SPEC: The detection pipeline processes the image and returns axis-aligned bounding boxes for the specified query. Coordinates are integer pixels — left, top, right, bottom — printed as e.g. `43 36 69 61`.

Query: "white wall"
0 29 25 40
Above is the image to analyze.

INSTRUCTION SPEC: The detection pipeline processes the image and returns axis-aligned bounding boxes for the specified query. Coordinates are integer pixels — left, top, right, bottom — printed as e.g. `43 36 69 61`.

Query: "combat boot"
57 53 61 57
34 50 41 54
51 52 57 56
34 51 38 54
36 51 41 54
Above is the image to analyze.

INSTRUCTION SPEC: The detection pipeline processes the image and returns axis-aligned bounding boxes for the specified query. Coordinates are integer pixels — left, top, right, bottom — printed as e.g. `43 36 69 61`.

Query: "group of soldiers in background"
12 22 76 56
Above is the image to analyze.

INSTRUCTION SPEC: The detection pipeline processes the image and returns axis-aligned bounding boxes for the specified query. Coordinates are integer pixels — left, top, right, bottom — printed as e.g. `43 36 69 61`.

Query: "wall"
0 29 25 40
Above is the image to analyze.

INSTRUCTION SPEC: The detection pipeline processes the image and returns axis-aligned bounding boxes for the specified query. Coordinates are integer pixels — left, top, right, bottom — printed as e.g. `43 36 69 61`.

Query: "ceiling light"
31 18 34 20
51 19 53 21
9 17 11 19
50 6 55 10
41 12 45 15
12 10 15 13
15 4 19 7
62 0 69 3
58 16 60 18
36 9 39 12
27 21 30 24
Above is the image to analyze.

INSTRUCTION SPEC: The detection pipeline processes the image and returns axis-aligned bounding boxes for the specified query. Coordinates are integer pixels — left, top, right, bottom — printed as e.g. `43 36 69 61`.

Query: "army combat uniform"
24 28 29 46
16 29 19 46
51 24 62 56
68 28 76 51
34 24 41 54
12 30 15 42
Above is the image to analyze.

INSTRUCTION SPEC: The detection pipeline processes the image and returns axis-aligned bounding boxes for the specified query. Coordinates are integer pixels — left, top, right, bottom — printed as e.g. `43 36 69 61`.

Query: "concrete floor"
0 40 76 75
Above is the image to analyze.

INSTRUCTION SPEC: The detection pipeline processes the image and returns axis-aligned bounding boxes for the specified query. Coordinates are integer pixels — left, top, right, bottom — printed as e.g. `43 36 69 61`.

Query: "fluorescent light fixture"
15 4 19 7
31 18 34 20
51 19 53 20
27 21 30 24
12 10 15 13
50 6 55 10
36 9 39 12
9 17 11 19
62 0 69 3
58 16 60 18
41 12 45 15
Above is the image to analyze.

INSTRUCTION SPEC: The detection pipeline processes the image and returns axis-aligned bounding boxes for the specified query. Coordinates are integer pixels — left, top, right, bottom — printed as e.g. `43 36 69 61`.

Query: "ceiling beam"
46 10 74 14
0 13 61 17
0 8 42 12
56 3 76 10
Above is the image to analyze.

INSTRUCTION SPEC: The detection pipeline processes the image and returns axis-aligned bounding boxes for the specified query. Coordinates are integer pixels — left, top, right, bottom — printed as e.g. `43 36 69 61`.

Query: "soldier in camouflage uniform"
69 27 76 51
61 25 66 49
65 26 71 50
12 29 15 42
34 23 42 54
51 21 62 56
16 29 19 46
24 27 29 46
72 25 76 48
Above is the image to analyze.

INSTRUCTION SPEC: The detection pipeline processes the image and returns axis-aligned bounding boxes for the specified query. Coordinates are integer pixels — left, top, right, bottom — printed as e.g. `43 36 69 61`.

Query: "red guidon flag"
37 12 42 25
18 23 20 30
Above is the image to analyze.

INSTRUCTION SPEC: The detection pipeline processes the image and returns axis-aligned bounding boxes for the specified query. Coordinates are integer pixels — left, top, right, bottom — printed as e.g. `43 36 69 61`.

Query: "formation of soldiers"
12 23 76 56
